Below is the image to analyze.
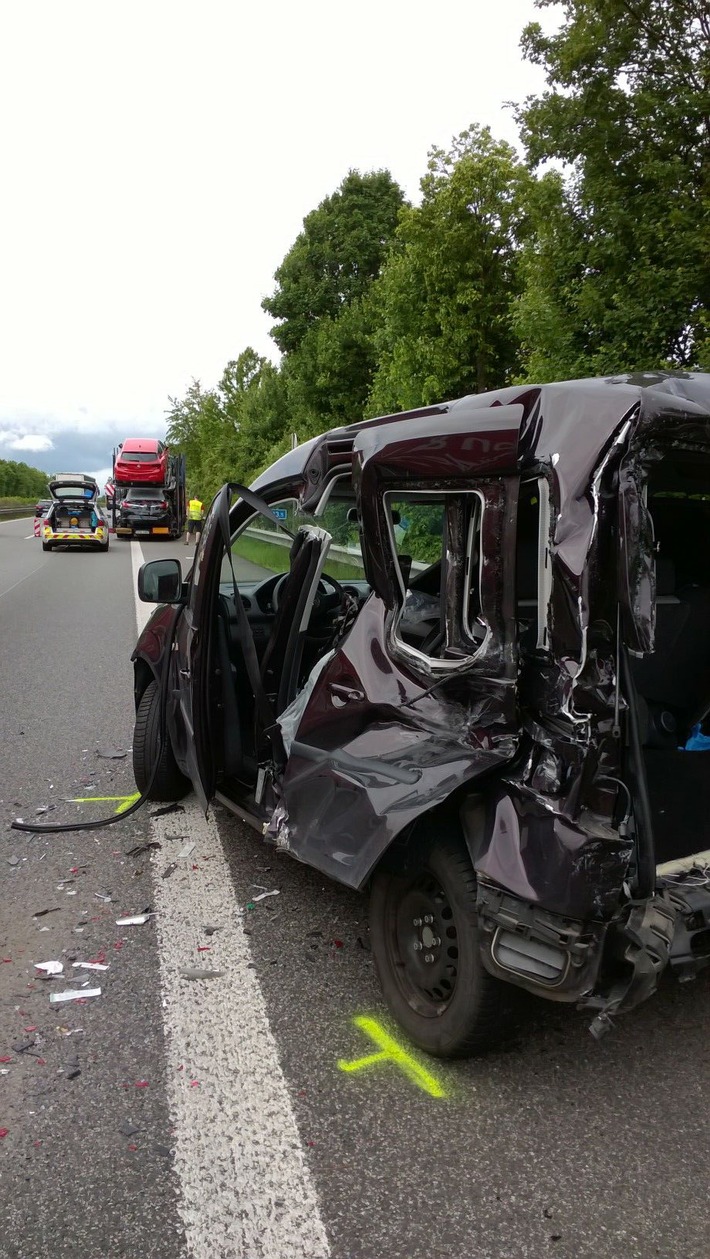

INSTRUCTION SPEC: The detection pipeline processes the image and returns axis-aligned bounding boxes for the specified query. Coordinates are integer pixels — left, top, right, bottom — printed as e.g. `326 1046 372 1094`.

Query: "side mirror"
138 558 184 604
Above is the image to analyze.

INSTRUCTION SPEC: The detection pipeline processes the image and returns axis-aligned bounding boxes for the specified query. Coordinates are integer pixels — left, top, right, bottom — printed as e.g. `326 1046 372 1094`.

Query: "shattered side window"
386 492 485 665
221 495 365 585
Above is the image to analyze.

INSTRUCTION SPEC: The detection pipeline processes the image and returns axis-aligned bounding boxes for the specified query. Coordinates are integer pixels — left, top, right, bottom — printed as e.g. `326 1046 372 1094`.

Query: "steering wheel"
272 570 344 617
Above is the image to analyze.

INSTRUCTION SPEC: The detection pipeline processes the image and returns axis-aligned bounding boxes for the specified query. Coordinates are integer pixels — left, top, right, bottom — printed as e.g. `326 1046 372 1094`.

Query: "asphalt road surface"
1 513 710 1259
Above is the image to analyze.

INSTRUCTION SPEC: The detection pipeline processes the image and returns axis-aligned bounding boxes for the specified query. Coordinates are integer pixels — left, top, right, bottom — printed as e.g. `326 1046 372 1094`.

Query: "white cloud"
0 431 55 453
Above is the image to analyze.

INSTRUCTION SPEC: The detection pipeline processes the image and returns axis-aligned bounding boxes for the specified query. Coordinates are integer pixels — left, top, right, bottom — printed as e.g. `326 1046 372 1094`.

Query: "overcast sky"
0 0 554 486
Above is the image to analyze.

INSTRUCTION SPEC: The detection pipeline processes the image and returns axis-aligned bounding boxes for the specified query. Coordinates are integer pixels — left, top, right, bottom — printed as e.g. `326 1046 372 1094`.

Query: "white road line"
131 540 331 1259
0 562 47 599
24 533 36 539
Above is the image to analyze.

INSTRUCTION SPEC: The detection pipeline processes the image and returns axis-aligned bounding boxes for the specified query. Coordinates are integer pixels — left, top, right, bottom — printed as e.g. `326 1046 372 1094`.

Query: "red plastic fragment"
176 1064 184 1071
36 1059 46 1066
33 1140 42 1147
128 1143 138 1151
197 946 211 953
0 1057 13 1064
2 958 12 964
191 864 199 871
0 1129 9 1139
24 1026 37 1033
332 939 344 949
189 1080 200 1088
307 1140 316 1147
135 1080 149 1088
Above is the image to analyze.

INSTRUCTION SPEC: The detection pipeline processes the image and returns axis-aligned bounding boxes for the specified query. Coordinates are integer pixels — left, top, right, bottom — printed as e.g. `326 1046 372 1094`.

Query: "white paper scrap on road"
74 962 109 971
34 960 63 974
49 988 101 1004
149 804 331 1259
115 914 151 925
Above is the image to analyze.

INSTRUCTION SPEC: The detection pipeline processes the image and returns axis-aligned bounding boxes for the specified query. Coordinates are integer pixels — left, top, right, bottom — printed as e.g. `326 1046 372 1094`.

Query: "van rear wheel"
369 834 511 1058
133 680 190 801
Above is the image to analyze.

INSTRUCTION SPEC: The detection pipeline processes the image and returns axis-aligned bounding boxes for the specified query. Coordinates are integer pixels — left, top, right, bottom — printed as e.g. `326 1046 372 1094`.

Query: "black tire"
133 680 190 801
370 833 511 1058
42 540 53 552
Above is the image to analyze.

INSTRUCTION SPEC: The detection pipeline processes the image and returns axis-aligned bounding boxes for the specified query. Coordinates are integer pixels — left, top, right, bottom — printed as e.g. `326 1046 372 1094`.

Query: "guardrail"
244 525 428 574
0 506 35 518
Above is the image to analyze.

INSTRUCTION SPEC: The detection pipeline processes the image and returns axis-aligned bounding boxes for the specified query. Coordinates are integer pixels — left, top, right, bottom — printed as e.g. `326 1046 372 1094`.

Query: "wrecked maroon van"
132 372 710 1056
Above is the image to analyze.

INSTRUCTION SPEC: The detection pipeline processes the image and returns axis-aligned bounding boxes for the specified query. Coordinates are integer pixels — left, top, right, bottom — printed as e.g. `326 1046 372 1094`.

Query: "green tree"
368 126 533 415
262 170 406 356
516 0 710 378
0 458 50 499
165 351 293 494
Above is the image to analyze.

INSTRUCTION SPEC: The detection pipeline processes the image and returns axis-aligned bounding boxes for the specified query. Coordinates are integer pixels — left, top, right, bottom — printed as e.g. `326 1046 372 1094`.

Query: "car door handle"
328 683 364 703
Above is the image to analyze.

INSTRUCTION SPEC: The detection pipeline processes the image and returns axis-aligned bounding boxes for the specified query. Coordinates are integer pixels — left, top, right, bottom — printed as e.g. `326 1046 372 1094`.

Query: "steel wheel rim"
387 870 459 1018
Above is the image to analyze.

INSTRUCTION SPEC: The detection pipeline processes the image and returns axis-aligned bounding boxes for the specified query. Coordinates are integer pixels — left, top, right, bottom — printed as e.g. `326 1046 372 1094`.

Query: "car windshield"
53 487 95 499
220 494 365 586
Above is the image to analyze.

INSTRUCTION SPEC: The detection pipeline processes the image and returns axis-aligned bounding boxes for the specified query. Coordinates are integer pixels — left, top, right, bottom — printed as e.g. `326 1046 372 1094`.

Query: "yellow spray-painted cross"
70 792 141 815
337 1016 446 1099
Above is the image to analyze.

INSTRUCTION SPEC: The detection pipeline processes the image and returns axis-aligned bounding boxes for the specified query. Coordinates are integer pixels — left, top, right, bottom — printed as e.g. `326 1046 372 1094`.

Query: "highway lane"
2 522 710 1258
0 525 182 1259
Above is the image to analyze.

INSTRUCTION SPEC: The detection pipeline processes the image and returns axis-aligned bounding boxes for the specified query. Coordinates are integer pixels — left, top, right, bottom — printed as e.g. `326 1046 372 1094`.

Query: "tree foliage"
262 170 406 356
368 127 533 415
0 458 49 499
167 5 709 490
515 0 710 378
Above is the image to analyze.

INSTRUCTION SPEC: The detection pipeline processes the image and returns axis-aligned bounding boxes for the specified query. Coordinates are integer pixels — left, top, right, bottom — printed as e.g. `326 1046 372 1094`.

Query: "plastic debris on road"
34 961 64 975
33 907 60 918
119 1120 141 1136
179 968 225 980
177 842 196 860
65 1060 81 1080
252 889 280 903
161 862 178 880
96 748 127 759
115 914 152 926
125 841 161 857
12 1039 39 1055
49 988 101 1004
74 961 109 971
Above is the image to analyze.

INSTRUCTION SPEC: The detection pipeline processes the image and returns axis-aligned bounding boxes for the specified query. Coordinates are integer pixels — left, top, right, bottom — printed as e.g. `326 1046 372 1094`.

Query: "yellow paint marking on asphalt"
337 1015 446 1098
70 792 141 815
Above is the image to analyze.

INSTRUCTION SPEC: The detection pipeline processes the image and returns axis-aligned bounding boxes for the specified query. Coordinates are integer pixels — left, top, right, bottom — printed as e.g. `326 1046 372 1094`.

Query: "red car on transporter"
114 439 170 487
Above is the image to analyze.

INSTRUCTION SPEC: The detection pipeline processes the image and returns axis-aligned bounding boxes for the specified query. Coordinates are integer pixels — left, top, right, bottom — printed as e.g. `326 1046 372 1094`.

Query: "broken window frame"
384 488 489 674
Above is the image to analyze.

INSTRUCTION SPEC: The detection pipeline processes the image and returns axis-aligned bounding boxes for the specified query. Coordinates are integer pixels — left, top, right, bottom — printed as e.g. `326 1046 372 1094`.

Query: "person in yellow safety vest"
185 495 205 545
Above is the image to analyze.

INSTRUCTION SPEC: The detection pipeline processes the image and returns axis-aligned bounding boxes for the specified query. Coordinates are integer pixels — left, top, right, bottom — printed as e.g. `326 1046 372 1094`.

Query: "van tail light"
160 501 168 509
